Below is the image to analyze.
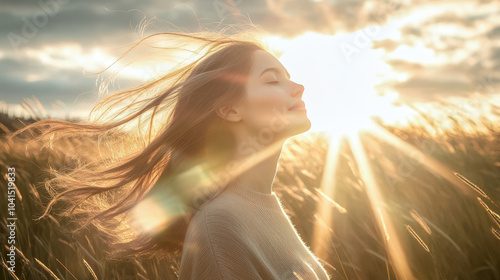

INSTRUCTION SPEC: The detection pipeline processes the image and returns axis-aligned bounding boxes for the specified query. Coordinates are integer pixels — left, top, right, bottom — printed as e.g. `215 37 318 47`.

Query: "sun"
264 32 416 138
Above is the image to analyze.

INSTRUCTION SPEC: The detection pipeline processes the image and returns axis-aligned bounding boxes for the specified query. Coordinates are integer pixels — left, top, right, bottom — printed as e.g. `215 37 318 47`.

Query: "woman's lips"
289 106 306 111
289 101 306 111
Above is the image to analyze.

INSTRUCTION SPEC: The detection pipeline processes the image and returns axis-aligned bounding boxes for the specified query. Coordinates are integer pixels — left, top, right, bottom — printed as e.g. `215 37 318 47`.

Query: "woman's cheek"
245 86 286 126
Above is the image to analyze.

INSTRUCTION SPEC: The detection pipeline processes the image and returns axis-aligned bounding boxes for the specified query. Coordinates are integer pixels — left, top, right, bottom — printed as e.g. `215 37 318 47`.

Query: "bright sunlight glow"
265 32 417 138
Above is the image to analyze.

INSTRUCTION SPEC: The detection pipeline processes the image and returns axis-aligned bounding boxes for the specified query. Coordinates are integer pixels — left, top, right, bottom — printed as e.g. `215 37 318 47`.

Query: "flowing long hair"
9 29 268 260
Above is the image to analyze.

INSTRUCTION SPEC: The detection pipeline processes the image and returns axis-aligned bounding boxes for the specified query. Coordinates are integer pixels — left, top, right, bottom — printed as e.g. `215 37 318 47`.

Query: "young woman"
13 30 331 279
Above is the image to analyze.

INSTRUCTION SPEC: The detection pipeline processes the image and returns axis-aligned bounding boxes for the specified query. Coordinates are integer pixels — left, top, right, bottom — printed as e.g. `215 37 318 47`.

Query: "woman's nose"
291 82 305 97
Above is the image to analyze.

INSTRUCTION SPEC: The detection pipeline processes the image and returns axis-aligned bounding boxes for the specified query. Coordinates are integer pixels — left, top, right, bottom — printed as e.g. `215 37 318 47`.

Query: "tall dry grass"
1 98 499 279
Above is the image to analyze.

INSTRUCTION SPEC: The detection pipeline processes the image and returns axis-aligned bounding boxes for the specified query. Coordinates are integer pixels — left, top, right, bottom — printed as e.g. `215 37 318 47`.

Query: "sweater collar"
226 181 281 210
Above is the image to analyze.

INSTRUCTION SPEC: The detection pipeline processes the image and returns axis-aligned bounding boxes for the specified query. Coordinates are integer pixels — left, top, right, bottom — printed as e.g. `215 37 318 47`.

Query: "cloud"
1 0 500 117
383 70 474 102
0 74 98 104
371 1 500 102
487 26 500 39
386 59 425 73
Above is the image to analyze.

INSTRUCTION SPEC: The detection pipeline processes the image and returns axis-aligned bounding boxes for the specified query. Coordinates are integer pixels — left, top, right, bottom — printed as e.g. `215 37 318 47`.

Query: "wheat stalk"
477 197 490 210
35 258 61 280
454 173 488 198
316 188 348 214
83 259 98 280
410 210 432 235
487 209 500 228
477 197 500 228
293 271 305 280
405 225 430 253
491 228 500 240
2 260 20 280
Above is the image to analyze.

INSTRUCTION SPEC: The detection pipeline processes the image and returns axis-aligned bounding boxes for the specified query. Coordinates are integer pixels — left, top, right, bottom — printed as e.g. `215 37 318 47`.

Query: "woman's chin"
287 116 311 137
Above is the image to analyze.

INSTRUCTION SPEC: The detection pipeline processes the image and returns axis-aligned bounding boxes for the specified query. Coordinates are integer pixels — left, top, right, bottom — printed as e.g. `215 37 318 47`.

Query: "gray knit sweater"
178 182 331 279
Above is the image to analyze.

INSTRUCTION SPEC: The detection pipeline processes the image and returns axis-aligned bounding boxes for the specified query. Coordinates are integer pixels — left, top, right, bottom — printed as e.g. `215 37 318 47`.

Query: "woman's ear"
216 105 242 123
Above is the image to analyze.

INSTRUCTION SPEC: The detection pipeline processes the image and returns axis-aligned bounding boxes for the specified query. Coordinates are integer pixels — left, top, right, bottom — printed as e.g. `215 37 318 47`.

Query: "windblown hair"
9 29 268 260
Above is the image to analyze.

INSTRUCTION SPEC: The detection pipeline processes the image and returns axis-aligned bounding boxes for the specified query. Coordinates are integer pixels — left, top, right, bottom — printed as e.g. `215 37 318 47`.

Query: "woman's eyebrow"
260 67 291 79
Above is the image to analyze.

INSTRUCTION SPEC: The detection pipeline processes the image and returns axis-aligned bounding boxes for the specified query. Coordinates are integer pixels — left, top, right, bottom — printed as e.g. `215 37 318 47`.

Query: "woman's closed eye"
267 80 280 84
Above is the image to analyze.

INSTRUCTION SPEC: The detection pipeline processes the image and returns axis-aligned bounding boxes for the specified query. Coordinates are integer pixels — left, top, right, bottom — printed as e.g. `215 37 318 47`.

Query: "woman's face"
236 50 311 140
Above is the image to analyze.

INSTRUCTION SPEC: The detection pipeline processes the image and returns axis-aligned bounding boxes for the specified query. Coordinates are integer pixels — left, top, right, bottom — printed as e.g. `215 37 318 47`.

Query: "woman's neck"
231 139 285 195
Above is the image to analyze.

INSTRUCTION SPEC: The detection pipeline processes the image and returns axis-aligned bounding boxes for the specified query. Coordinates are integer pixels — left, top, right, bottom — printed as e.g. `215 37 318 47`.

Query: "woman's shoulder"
189 191 247 228
179 193 265 280
183 192 253 252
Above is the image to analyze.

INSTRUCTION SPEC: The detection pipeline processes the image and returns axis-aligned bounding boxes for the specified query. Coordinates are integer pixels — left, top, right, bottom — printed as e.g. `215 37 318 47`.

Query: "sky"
1 0 499 127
